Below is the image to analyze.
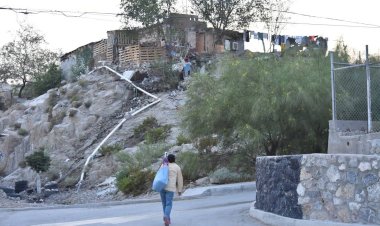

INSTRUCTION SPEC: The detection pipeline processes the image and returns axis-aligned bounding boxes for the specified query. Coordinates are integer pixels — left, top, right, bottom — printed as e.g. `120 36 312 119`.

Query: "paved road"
0 191 265 226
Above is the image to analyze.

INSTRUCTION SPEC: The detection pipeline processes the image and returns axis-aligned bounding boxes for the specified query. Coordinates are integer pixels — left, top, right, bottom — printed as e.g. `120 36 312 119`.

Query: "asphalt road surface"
0 191 266 226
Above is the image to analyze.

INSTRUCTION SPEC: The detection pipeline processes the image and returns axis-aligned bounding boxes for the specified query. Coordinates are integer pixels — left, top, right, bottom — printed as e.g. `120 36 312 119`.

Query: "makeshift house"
60 39 106 81
197 28 245 53
60 13 245 74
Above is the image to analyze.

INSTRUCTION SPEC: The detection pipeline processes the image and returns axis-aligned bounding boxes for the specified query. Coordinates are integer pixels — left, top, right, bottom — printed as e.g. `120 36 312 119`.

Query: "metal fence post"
365 45 372 132
330 51 336 121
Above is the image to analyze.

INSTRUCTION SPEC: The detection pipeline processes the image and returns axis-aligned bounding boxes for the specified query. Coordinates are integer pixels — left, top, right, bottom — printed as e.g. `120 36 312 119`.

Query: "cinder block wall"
255 154 380 224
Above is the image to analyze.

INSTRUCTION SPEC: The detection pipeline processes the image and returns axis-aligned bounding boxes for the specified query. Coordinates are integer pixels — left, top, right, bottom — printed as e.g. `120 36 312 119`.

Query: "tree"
0 24 58 97
263 0 291 52
32 63 62 97
181 51 331 156
119 0 177 27
189 0 269 44
26 149 51 194
71 46 93 80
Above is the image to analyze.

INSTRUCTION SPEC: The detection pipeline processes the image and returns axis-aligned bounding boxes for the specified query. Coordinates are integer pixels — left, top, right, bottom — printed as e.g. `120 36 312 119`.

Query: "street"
0 191 265 226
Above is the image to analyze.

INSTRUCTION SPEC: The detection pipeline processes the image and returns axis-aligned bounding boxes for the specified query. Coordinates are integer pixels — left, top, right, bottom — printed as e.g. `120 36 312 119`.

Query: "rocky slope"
0 67 190 207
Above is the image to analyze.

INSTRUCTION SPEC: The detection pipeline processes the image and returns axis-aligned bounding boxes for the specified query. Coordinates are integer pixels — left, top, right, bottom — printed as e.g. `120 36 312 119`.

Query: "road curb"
249 203 377 226
0 182 255 212
182 181 256 197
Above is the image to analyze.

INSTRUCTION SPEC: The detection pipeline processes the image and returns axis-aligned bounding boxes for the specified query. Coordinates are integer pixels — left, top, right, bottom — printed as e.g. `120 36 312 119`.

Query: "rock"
1 168 36 188
97 177 116 187
335 184 355 199
349 202 361 211
14 180 28 193
181 143 196 152
367 182 380 202
0 189 7 198
96 187 118 197
337 206 351 223
300 168 313 181
326 165 340 182
358 162 371 171
195 177 210 186
297 183 305 196
362 173 378 186
0 83 13 111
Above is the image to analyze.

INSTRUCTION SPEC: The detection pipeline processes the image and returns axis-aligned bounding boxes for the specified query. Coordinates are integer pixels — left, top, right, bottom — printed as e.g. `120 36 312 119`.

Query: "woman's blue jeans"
160 190 174 220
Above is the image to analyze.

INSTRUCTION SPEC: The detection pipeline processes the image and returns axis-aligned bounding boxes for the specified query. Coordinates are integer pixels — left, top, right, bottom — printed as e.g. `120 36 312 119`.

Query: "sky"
0 0 379 56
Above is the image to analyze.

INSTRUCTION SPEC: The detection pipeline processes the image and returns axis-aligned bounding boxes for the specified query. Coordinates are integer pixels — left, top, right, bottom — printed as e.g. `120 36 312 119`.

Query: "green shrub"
18 160 27 168
133 117 159 138
78 79 88 87
226 143 257 177
71 46 93 81
59 87 67 95
116 166 155 196
99 144 122 156
138 144 168 166
133 117 172 144
25 149 51 173
47 91 59 108
197 136 218 153
176 133 191 146
51 111 66 127
209 167 251 184
45 168 60 181
176 152 203 181
32 63 62 97
72 101 82 108
68 109 77 117
67 86 80 100
145 125 171 144
18 128 29 136
70 95 79 103
61 175 79 188
84 100 92 108
14 122 21 130
149 61 179 90
181 52 331 156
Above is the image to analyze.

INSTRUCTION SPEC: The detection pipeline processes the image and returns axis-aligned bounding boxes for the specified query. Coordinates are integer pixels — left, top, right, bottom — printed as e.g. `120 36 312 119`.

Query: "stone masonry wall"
255 154 380 224
299 154 380 224
255 155 303 219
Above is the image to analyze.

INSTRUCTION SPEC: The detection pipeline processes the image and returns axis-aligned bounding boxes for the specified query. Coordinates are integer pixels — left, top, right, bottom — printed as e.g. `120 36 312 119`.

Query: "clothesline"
245 30 328 48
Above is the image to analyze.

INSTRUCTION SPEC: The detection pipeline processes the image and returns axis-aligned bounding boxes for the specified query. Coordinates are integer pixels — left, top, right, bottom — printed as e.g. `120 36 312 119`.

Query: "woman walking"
160 154 183 226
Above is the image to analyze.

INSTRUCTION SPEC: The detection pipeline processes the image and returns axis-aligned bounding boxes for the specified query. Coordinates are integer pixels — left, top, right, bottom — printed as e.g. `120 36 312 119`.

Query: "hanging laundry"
301 36 309 46
258 32 264 40
284 35 289 43
272 35 279 45
251 31 258 39
225 40 231 51
245 30 250 42
309 35 318 42
295 36 303 45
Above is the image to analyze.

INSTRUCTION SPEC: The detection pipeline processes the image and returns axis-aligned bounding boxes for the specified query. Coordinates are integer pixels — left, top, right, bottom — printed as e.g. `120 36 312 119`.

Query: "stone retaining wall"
255 154 380 225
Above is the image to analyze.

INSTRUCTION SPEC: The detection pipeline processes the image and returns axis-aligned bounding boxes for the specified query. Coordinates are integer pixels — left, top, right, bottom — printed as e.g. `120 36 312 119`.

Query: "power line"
0 6 125 17
277 9 380 28
1 5 380 29
260 21 380 29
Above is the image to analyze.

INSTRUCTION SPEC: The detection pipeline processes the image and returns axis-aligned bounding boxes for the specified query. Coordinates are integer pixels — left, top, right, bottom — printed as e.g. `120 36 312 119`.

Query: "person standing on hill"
160 154 183 226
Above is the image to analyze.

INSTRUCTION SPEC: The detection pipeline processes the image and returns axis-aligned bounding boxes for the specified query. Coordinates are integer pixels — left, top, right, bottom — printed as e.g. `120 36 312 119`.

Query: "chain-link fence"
331 49 380 134
371 65 380 123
